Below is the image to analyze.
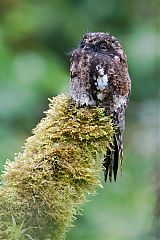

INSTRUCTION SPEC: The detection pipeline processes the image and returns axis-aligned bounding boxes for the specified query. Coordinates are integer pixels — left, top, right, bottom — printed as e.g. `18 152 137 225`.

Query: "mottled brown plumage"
70 32 131 181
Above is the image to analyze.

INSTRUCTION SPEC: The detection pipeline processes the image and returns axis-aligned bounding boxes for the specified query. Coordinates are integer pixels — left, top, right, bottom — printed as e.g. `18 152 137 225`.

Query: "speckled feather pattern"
70 32 131 181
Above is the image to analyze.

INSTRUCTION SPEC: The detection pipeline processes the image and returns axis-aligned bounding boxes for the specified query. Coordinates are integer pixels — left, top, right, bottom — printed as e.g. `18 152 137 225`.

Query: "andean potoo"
70 32 131 181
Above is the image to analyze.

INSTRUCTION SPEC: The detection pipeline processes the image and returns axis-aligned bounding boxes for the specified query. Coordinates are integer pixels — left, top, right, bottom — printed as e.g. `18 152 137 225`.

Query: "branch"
0 94 114 240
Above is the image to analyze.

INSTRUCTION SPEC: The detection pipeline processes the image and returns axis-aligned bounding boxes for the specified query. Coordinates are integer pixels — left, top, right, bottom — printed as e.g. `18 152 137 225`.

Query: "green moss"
0 95 114 240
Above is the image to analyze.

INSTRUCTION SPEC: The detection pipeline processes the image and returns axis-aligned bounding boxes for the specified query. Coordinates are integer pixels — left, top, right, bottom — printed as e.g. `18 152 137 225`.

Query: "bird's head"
80 32 124 59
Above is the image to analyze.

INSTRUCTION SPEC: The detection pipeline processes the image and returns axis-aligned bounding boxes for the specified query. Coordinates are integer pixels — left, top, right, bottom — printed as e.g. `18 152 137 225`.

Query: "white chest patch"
97 92 104 100
97 74 108 90
98 68 105 76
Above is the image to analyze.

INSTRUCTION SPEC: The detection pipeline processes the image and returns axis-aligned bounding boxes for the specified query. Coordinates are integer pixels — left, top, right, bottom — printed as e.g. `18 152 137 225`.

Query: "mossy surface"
0 94 114 240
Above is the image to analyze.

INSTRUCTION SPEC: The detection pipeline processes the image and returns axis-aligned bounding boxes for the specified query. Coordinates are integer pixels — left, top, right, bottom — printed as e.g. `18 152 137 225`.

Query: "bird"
70 32 131 182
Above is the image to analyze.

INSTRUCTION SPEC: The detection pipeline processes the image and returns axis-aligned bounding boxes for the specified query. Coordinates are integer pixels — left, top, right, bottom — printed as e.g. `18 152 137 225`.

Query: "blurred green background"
0 0 159 239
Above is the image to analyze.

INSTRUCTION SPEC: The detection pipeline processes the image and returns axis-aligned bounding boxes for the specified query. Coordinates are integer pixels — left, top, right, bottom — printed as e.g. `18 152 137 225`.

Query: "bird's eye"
99 41 108 50
80 43 85 48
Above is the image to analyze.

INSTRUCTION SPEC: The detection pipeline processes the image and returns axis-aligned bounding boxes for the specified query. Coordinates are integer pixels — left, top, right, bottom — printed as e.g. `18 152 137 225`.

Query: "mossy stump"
0 95 114 240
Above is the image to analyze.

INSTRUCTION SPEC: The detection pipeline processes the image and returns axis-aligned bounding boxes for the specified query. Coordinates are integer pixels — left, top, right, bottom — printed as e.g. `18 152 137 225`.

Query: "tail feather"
116 133 123 177
113 136 119 181
103 133 123 182
104 149 111 182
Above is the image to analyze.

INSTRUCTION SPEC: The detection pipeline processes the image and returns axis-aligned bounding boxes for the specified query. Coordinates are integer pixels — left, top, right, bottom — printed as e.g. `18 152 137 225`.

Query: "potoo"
70 32 131 182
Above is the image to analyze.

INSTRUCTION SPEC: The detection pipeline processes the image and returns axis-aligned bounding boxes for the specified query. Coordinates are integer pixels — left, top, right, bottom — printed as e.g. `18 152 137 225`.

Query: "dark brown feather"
104 134 120 182
113 135 119 181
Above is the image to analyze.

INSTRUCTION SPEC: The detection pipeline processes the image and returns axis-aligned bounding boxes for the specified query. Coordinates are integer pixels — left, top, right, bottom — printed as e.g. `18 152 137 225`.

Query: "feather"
104 149 111 182
113 135 119 181
104 133 123 182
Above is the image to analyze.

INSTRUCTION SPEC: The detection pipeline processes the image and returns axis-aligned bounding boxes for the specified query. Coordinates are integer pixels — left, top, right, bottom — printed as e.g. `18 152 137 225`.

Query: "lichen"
0 94 114 240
